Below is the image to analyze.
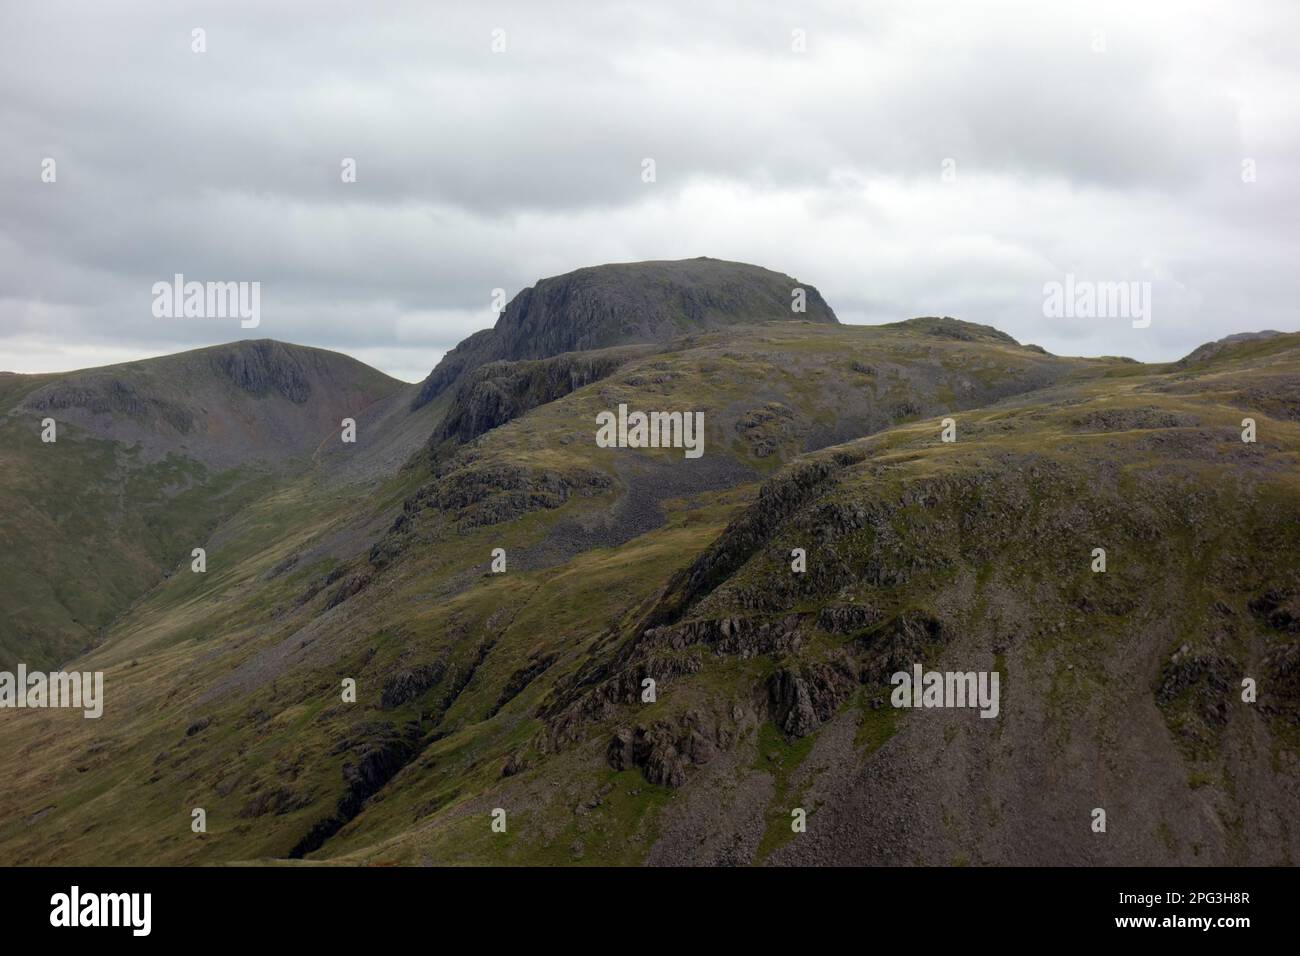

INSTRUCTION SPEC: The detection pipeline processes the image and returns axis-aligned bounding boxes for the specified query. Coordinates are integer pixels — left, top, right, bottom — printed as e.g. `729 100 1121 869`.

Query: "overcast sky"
3 0 1298 381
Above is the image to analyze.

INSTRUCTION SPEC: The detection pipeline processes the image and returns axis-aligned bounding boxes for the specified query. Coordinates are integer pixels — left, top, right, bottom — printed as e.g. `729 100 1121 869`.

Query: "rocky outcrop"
431 346 649 448
817 603 883 636
324 572 373 610
638 614 804 658
26 377 195 432
412 329 498 411
288 721 420 858
1155 644 1241 756
501 752 529 777
1249 588 1300 633
210 340 313 402
298 566 346 606
372 459 614 567
767 658 860 737
380 663 446 710
641 449 864 629
735 401 797 458
873 611 950 679
606 716 722 788
1251 586 1300 725
430 461 613 531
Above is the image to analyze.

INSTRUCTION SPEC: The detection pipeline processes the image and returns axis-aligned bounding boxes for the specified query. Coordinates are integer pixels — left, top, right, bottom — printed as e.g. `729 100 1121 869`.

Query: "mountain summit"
413 258 837 408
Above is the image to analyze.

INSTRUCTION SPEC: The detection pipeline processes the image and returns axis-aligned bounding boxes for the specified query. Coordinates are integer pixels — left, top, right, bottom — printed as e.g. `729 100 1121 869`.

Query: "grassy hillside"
0 341 411 669
0 317 1170 863
0 271 1295 866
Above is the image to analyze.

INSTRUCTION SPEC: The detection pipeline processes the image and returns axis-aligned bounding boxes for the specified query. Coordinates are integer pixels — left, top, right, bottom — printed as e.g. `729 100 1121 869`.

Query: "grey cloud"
2 0 1298 377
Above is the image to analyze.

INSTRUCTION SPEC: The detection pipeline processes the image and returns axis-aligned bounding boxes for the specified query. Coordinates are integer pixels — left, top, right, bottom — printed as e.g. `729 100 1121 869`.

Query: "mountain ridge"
1 260 1297 868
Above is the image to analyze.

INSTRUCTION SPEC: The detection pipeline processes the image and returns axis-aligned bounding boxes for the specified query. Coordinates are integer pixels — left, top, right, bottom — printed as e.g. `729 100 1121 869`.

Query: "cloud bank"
3 0 1298 379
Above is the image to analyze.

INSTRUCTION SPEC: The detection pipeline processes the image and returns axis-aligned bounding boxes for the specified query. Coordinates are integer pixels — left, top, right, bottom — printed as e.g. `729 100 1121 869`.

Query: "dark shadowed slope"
13 340 404 469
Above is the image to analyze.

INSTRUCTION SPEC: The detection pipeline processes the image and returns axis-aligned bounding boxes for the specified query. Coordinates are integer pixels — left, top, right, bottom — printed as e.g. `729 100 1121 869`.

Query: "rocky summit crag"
412 258 837 409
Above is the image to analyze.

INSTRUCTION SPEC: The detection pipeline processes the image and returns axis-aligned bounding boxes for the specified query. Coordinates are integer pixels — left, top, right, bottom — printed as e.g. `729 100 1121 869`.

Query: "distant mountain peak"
16 338 402 468
412 258 837 409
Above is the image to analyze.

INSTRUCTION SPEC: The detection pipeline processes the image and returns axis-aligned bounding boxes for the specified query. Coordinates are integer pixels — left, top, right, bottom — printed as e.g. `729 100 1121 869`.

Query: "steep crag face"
413 258 837 409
